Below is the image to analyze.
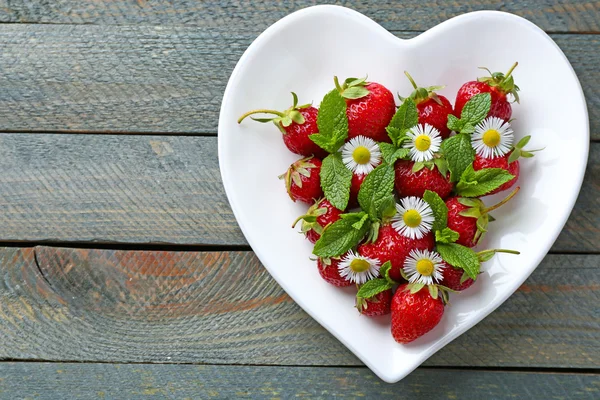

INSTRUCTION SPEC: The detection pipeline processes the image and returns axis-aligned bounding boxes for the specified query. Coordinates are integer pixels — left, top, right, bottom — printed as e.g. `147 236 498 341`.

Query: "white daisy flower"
403 249 445 285
471 116 514 159
338 250 380 285
403 124 442 162
391 196 434 239
341 135 382 175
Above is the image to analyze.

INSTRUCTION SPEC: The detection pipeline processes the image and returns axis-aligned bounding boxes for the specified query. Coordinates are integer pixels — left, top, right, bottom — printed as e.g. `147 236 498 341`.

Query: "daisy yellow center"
403 210 422 228
482 129 501 148
416 259 434 276
414 135 431 151
352 146 371 164
350 259 370 273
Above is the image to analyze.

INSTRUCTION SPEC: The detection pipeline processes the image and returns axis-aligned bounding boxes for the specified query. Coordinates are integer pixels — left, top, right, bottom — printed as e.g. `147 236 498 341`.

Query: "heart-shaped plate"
218 5 588 383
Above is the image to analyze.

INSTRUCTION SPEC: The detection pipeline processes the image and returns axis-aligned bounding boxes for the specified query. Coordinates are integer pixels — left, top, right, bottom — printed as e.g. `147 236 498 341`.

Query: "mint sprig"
313 212 370 258
358 164 396 221
320 153 352 210
455 166 515 197
310 89 348 153
437 243 480 280
386 98 418 146
441 133 475 182
379 142 410 164
447 93 491 134
356 278 393 300
435 227 460 244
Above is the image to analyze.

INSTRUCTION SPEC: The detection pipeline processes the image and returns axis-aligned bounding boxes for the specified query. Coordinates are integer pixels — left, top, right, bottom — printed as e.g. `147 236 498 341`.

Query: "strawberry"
391 284 444 343
293 198 343 243
454 62 519 122
358 224 435 282
356 289 392 317
394 160 453 200
280 156 323 204
335 77 395 143
317 257 353 287
439 262 474 291
402 72 454 139
446 187 520 247
348 173 367 209
473 153 519 195
238 92 327 158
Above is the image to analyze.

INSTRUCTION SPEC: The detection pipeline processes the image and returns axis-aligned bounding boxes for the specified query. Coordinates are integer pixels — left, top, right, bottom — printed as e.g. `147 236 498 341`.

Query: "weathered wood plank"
0 1 599 33
0 363 598 399
0 247 597 368
0 134 596 252
0 25 597 137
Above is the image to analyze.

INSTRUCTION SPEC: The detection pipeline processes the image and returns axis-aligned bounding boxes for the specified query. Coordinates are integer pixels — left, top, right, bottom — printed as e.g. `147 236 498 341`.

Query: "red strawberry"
446 187 520 247
317 257 352 287
293 199 343 243
403 71 454 139
439 263 474 291
335 77 395 143
394 160 453 200
473 153 519 195
391 284 445 343
238 93 327 158
348 173 367 209
280 157 323 204
454 63 519 122
358 224 434 282
356 289 392 317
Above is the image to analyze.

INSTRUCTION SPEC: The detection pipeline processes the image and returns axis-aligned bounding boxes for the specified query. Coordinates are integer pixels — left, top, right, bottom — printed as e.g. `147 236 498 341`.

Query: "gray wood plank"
0 1 598 33
0 25 597 137
0 363 598 399
0 247 597 368
0 134 596 252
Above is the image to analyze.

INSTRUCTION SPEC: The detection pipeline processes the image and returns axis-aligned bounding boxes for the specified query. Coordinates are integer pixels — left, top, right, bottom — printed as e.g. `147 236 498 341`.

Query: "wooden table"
0 1 597 398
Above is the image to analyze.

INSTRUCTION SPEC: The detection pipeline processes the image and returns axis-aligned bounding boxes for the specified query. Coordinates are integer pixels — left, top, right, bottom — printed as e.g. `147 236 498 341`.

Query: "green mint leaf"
356 278 393 300
435 227 459 244
352 212 370 230
311 89 348 153
313 213 371 258
385 127 410 147
423 190 448 231
441 133 475 182
341 86 370 99
437 243 480 280
447 114 463 132
460 92 491 126
387 98 418 146
358 164 396 220
379 142 410 164
455 166 514 197
320 153 352 210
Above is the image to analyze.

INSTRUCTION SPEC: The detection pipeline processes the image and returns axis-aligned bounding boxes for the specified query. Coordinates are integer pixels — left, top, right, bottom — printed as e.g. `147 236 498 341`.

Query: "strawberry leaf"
379 261 397 285
387 98 418 146
313 212 371 258
342 86 370 99
455 166 514 197
356 278 393 300
437 243 480 280
320 153 352 210
310 89 348 153
358 164 396 221
423 190 448 231
441 133 475 182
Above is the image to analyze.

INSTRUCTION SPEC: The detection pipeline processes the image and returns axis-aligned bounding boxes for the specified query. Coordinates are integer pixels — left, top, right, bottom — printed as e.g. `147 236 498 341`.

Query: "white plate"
218 5 588 383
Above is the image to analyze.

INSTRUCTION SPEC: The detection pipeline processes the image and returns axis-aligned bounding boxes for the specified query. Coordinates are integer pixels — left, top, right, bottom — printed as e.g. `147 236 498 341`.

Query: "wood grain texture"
0 1 599 33
0 134 597 252
0 363 598 400
0 25 597 137
0 247 597 368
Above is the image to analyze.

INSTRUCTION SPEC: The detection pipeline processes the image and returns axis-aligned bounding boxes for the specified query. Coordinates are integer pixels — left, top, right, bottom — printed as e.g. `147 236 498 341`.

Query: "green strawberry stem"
237 109 286 124
333 76 343 93
404 71 418 89
504 62 519 79
483 186 520 214
477 249 521 257
291 213 310 228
